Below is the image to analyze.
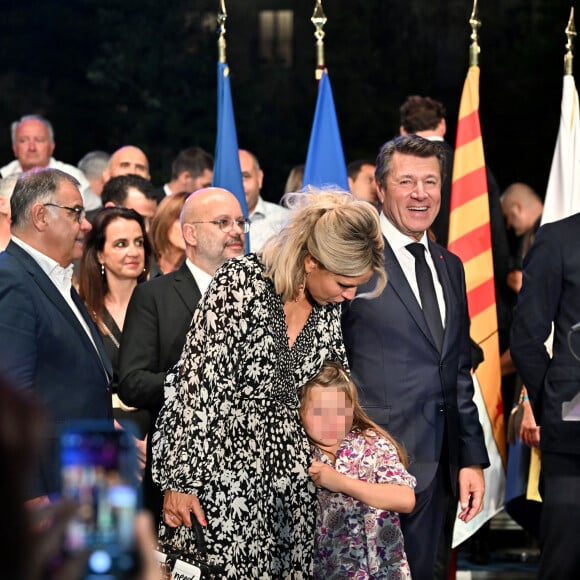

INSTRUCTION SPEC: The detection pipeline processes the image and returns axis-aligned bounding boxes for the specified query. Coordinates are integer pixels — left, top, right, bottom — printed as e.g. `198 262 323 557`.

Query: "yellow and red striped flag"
448 65 506 547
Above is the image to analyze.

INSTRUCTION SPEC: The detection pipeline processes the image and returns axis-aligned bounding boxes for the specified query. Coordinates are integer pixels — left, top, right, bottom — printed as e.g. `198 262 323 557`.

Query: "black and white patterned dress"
152 254 347 578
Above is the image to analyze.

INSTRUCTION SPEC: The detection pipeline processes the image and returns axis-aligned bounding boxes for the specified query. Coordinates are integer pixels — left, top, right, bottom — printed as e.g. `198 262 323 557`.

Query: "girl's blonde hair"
299 361 409 467
260 189 386 303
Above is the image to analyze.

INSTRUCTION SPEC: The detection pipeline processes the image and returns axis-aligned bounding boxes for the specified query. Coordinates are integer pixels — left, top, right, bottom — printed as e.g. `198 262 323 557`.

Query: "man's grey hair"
10 115 55 145
78 151 110 179
10 168 79 229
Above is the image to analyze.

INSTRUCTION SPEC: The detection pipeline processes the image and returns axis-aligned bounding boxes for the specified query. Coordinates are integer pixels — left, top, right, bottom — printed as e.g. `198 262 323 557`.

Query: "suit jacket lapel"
173 262 202 315
8 242 112 379
384 239 438 350
428 240 454 353
70 287 113 379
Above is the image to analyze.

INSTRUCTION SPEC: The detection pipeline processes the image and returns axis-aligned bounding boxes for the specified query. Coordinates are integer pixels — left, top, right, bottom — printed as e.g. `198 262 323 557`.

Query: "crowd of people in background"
0 101 576 580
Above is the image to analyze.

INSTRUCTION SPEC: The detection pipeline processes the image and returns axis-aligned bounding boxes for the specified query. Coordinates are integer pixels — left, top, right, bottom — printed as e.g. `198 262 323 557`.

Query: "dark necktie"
406 243 444 350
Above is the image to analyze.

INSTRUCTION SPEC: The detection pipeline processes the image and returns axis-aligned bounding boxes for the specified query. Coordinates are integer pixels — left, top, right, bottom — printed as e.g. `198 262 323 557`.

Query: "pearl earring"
101 263 105 277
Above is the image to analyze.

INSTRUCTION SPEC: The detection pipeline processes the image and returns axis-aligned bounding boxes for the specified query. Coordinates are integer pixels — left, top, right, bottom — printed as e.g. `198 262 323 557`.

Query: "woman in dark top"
79 207 152 438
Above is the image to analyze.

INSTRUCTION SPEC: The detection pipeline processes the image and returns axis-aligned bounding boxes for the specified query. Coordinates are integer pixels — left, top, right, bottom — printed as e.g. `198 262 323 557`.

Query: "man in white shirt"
239 148 290 252
77 150 110 211
157 146 213 203
1 115 90 195
0 168 113 503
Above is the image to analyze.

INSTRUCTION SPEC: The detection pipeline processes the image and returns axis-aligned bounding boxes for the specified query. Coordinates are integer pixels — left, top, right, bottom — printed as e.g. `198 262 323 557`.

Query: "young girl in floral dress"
300 361 416 579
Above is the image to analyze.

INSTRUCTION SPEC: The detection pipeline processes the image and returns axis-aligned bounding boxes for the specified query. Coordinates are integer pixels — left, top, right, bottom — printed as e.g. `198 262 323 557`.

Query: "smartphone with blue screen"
60 421 140 579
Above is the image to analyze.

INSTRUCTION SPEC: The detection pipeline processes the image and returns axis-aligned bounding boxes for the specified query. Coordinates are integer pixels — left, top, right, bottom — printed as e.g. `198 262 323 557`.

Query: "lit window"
259 10 293 67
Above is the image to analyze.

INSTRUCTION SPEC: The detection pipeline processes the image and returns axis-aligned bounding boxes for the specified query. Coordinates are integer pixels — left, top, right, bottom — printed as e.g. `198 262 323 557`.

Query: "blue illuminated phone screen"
61 426 139 578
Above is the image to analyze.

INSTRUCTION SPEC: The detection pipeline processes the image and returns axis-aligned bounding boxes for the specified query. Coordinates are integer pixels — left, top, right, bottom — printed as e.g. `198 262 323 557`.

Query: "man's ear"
182 223 197 247
376 182 386 205
30 203 50 231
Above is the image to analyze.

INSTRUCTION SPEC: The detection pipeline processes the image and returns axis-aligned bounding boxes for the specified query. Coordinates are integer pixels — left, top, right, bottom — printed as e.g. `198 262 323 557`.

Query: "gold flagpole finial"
311 0 327 80
469 0 481 67
217 0 227 64
565 7 576 75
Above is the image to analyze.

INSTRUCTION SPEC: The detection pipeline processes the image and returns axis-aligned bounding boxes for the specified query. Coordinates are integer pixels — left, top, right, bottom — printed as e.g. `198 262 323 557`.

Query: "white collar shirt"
380 213 446 326
11 235 101 349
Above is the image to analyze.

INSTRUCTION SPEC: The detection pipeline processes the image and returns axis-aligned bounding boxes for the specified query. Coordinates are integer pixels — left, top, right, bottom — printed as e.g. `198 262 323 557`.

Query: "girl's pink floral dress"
313 430 416 579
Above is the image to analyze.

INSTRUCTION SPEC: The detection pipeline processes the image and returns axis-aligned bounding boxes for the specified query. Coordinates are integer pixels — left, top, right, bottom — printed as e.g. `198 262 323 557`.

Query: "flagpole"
564 7 576 75
212 0 250 250
311 0 327 79
469 0 481 67
217 0 227 64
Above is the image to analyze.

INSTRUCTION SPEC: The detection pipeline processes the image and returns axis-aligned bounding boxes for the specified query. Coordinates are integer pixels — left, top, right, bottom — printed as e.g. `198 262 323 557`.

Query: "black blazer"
118 261 201 413
118 261 201 520
342 237 489 494
0 241 113 498
511 213 580 455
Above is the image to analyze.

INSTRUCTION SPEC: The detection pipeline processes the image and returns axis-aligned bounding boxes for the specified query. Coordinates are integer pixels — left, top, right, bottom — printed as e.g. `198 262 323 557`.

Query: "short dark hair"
347 160 375 181
375 135 446 189
171 147 214 181
11 168 80 229
101 174 157 206
399 95 447 134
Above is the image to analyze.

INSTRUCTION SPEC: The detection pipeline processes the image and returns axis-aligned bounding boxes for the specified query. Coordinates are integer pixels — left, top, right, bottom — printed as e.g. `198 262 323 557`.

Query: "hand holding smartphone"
60 421 141 579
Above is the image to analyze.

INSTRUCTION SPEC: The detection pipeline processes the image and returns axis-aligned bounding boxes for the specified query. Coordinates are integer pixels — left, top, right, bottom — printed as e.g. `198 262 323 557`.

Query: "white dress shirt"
380 213 446 327
185 258 213 296
11 235 101 350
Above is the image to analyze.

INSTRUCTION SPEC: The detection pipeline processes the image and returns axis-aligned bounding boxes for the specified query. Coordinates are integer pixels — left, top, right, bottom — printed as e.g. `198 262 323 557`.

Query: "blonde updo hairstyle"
261 189 386 303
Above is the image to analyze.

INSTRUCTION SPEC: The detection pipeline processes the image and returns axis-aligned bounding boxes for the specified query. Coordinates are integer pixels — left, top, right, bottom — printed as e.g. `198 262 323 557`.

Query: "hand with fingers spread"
163 490 207 529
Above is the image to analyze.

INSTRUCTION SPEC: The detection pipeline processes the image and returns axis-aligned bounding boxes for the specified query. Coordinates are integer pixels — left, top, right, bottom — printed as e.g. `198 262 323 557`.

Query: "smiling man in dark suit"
118 187 246 523
342 135 489 579
0 168 113 504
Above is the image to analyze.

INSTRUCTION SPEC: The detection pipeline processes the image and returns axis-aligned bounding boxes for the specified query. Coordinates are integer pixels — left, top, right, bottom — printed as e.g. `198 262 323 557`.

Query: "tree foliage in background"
0 0 573 196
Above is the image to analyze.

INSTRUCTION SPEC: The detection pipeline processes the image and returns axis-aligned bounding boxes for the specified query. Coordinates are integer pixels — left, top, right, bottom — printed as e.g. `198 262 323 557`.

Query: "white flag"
542 74 580 224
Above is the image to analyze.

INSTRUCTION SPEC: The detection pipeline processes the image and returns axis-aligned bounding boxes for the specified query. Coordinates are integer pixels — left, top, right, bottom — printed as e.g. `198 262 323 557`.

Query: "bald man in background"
103 145 150 182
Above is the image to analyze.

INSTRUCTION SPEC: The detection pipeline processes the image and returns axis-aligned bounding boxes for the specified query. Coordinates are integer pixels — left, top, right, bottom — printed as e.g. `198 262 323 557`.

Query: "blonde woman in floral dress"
152 190 386 578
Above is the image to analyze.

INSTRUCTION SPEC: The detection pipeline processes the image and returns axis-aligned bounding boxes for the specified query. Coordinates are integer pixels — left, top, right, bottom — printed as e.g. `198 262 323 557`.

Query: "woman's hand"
163 490 207 528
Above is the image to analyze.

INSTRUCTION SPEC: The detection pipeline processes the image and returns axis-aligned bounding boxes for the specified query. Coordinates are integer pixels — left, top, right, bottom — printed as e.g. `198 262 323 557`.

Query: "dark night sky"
0 0 575 198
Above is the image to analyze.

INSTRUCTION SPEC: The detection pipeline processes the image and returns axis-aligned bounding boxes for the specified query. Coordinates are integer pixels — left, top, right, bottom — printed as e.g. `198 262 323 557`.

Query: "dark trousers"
538 452 580 579
401 461 453 580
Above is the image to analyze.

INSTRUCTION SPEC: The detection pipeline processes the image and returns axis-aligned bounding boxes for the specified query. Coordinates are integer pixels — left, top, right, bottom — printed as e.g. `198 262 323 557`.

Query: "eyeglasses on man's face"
188 218 250 234
43 202 87 224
